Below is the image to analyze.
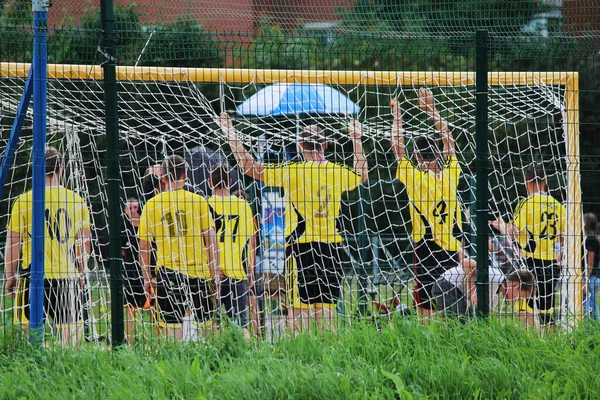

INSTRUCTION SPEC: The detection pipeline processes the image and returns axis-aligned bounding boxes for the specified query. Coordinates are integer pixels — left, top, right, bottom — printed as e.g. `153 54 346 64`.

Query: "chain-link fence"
1 0 599 347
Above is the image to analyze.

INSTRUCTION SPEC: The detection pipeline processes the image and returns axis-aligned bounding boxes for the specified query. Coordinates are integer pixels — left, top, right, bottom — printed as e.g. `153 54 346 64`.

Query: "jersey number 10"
45 208 71 244
162 211 189 237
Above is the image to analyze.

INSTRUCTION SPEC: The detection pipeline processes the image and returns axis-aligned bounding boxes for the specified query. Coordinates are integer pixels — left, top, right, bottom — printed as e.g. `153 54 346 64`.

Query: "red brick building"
46 0 353 34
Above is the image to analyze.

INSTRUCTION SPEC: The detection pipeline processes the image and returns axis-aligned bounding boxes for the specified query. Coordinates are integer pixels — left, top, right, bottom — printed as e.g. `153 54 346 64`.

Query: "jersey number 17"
215 214 240 243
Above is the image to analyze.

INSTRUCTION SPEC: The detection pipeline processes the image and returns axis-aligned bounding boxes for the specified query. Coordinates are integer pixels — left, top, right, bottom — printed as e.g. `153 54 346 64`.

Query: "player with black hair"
138 155 219 340
492 165 565 327
121 197 152 342
391 88 463 317
208 164 257 338
5 146 91 346
218 113 367 332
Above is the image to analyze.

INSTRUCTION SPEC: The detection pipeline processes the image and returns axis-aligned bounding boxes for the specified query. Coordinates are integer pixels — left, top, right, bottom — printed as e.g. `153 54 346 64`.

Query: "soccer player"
138 155 219 340
208 164 257 338
390 88 463 317
122 197 151 343
433 251 537 325
433 255 505 317
491 165 566 327
503 269 538 327
4 147 91 346
218 113 367 331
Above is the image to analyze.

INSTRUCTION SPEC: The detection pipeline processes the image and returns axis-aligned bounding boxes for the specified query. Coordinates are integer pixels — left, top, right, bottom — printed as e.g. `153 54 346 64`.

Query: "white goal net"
0 64 581 343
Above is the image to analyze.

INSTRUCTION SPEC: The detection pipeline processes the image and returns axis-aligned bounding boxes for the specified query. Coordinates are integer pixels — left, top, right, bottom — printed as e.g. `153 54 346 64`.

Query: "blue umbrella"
236 83 360 116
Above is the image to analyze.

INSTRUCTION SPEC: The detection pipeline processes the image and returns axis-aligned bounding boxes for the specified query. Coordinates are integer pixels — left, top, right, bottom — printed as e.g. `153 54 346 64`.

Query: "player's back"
139 189 214 278
207 195 255 280
285 161 360 243
7 186 90 279
396 155 462 251
513 193 565 260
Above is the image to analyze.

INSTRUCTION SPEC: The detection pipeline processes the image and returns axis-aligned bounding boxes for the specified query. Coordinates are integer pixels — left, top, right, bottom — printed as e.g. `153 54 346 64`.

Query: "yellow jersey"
264 161 361 244
396 155 462 252
7 186 90 280
511 193 565 261
138 189 214 279
207 195 256 280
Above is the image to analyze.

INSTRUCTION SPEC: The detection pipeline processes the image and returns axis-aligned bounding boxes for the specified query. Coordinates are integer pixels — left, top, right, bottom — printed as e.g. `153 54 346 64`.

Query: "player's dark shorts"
526 257 561 325
14 272 30 324
155 267 190 325
188 276 216 323
21 271 83 324
220 277 249 328
123 263 147 309
433 277 468 317
414 240 459 310
286 242 348 305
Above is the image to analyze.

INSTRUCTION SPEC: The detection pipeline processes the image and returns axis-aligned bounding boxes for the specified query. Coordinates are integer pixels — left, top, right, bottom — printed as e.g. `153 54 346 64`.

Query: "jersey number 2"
315 186 331 218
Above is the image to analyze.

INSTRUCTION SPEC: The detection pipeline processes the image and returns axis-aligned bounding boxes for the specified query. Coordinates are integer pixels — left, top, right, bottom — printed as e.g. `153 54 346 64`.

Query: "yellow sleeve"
7 195 25 234
198 197 215 232
514 298 535 314
137 201 153 242
511 198 527 223
396 157 416 185
263 164 286 187
339 165 361 192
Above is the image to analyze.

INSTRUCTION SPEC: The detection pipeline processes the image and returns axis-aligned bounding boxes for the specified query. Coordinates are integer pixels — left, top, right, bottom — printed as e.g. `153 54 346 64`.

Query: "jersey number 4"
433 200 448 225
215 214 240 243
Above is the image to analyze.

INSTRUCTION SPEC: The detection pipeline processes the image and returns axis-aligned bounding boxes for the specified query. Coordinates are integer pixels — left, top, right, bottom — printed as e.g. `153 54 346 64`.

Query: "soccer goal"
0 62 582 339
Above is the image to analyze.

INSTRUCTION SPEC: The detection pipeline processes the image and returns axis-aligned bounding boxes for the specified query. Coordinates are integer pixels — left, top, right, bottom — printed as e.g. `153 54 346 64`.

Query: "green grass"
1 319 600 399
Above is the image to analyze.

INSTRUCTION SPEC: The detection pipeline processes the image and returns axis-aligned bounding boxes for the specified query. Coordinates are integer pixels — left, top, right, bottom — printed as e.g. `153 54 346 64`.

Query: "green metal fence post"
475 30 490 318
101 0 124 347
357 183 369 316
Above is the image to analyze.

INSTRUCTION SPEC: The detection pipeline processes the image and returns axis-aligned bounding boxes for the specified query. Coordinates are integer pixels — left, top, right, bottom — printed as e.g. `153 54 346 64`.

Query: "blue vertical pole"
30 0 50 345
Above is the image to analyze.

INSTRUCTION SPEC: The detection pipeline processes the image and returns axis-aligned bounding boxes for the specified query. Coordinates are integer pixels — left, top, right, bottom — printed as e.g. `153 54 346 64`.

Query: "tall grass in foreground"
1 319 599 399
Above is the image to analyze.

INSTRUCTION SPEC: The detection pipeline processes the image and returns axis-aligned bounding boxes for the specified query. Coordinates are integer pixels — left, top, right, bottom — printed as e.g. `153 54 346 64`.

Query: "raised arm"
218 113 264 181
139 239 154 298
491 218 526 245
389 98 406 161
75 227 92 275
247 230 257 290
461 255 478 308
202 227 220 283
348 119 368 183
418 87 455 157
4 230 22 298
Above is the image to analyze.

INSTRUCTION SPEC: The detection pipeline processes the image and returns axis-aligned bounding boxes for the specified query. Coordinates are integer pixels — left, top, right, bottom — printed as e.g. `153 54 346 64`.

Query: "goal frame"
0 62 582 321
